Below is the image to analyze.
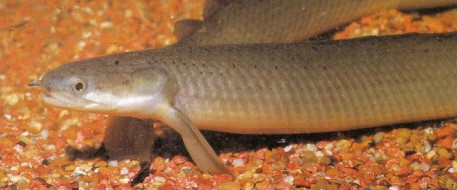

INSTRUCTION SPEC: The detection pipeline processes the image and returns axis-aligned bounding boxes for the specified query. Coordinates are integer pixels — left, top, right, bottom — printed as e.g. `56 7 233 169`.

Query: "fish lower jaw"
41 93 63 107
40 92 103 112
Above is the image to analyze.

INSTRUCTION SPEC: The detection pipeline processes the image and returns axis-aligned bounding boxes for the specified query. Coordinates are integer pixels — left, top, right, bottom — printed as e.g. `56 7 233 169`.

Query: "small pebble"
232 159 245 167
284 144 294 152
422 140 432 153
100 21 113 29
71 167 87 176
426 150 436 159
120 167 129 175
389 186 399 190
154 176 166 183
108 160 118 167
283 175 294 184
216 182 241 190
40 129 49 139
306 143 317 151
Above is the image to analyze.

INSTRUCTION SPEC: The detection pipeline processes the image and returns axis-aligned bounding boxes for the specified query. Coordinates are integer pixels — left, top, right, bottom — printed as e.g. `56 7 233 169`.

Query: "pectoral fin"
160 105 231 174
103 116 154 162
203 0 230 18
174 19 203 41
131 68 229 174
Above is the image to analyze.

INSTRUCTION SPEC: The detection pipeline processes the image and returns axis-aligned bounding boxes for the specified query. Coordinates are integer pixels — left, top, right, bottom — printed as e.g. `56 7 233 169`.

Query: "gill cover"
120 68 177 118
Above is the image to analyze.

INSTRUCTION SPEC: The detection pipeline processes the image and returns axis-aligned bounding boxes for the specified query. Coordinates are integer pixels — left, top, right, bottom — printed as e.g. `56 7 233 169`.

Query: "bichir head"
30 55 175 118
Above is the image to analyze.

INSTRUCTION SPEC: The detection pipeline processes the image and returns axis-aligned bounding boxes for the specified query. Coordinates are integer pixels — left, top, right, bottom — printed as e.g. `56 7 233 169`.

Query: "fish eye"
70 79 86 93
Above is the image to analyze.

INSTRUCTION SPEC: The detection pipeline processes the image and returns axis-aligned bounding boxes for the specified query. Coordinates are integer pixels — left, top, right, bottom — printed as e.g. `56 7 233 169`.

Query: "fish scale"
138 33 457 133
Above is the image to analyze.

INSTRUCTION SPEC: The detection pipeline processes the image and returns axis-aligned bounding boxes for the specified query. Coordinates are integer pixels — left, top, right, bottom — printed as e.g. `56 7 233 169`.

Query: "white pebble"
100 21 113 29
284 145 294 152
40 129 49 139
4 114 11 120
306 143 317 151
71 167 87 176
276 138 287 144
29 120 42 132
232 159 245 167
108 160 118 167
46 144 56 150
423 127 434 135
315 151 324 157
8 175 21 182
283 175 294 184
420 163 430 172
373 132 385 143
389 186 398 190
154 176 166 183
20 131 29 137
5 93 19 105
119 177 130 184
82 31 92 39
120 167 129 175
324 143 334 151
452 160 457 171
13 145 23 153
422 140 432 153
78 41 86 49
48 155 57 160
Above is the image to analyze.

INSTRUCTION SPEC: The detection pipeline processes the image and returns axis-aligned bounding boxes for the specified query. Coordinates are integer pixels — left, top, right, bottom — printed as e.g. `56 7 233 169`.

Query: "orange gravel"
1 1 457 189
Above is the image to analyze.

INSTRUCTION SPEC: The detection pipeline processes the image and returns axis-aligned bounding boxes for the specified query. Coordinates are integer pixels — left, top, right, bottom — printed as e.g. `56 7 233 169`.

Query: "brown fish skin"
177 0 457 45
35 32 457 173
97 0 457 174
397 0 457 10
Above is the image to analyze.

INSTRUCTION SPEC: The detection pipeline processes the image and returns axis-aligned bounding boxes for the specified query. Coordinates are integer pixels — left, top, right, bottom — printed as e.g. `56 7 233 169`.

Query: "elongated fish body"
33 32 457 173
29 1 457 176
38 33 457 134
177 0 457 45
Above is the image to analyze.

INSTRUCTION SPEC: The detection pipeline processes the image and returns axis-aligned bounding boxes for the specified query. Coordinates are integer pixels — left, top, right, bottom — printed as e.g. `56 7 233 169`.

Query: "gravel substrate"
1 1 457 189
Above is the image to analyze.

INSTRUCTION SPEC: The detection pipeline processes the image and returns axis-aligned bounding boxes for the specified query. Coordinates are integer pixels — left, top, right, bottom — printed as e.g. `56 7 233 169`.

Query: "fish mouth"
40 89 75 108
40 90 113 112
40 91 62 106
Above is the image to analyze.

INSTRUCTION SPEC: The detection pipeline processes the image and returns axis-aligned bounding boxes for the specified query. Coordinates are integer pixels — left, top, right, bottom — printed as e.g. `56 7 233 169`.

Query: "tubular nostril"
28 80 42 87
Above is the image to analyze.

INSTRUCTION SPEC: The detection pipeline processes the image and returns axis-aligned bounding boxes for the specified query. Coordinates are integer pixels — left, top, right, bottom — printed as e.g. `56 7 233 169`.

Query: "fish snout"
28 77 56 94
28 79 51 91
